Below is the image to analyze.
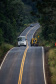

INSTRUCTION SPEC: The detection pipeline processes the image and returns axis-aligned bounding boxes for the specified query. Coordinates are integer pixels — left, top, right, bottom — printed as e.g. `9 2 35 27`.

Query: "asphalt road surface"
0 23 45 84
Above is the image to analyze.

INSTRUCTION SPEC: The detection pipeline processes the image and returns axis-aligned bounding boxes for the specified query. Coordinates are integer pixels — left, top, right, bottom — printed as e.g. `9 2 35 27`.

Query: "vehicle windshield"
18 37 26 41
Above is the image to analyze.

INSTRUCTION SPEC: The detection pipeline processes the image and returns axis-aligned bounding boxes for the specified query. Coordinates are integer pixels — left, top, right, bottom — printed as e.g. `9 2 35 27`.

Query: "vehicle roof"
18 36 26 38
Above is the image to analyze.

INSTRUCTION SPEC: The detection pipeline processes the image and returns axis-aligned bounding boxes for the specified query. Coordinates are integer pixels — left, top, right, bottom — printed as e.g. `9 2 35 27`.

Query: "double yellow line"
18 41 29 84
18 25 37 84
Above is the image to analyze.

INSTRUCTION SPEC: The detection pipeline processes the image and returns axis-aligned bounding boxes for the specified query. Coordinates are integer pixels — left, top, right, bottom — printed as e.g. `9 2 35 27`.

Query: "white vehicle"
18 36 27 46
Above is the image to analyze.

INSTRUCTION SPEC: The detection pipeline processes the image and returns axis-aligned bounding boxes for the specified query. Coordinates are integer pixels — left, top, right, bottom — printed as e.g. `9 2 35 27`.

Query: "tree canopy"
32 0 56 42
0 0 37 45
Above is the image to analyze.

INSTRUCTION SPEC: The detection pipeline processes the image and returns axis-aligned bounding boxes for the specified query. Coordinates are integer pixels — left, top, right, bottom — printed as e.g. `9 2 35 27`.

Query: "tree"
33 0 56 42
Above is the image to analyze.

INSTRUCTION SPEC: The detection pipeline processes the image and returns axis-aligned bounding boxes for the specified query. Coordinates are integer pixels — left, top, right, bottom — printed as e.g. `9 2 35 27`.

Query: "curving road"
0 23 45 84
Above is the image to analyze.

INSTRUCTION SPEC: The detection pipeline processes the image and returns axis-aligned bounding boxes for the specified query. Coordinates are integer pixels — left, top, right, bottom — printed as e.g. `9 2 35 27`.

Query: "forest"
0 0 56 45
32 0 56 43
0 0 37 45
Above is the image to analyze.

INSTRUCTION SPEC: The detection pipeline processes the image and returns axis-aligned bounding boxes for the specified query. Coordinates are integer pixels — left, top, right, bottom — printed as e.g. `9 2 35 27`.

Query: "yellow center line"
18 25 37 84
18 45 29 84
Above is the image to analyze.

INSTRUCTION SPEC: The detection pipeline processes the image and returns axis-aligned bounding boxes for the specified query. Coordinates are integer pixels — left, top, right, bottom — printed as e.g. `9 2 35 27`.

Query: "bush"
48 48 56 84
0 43 13 59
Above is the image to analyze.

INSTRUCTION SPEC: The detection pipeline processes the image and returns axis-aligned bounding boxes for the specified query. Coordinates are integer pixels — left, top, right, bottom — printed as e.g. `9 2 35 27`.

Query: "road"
0 23 45 84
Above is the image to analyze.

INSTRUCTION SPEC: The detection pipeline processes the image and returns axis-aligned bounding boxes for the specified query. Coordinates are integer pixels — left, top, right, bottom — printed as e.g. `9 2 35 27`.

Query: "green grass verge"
0 43 13 64
48 48 56 84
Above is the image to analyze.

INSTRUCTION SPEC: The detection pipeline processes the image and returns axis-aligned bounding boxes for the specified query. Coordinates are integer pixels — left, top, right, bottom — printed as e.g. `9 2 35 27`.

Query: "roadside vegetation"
32 0 56 43
0 43 13 64
48 48 56 84
35 27 55 47
0 0 37 46
32 0 56 84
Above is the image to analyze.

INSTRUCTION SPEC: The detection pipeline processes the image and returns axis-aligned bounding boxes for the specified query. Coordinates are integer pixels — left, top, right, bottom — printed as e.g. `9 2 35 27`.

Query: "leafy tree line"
32 0 56 43
0 0 37 45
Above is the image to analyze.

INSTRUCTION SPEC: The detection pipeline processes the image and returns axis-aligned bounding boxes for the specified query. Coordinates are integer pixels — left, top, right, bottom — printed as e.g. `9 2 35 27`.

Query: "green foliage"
48 48 56 84
0 0 37 46
0 43 13 61
35 27 56 47
34 0 56 42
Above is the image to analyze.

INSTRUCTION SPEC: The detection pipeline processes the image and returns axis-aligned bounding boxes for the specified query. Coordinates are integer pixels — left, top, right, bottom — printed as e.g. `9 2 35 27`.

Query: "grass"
48 48 56 84
0 43 13 64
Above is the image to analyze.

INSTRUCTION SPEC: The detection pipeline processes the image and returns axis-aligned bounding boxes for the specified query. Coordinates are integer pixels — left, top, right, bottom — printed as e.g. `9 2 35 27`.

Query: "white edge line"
0 47 15 70
42 47 47 84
